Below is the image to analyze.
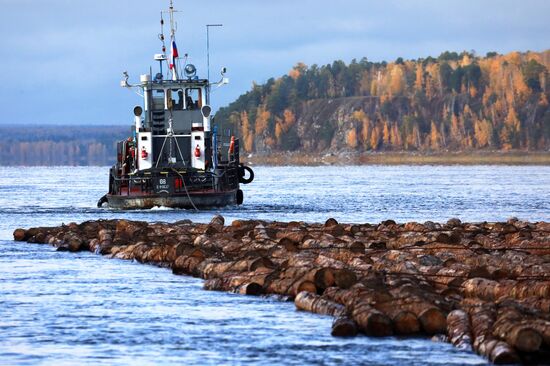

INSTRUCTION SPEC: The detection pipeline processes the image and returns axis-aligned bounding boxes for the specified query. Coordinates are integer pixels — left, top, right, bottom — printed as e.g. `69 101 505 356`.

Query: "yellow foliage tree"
240 111 250 137
255 106 270 135
359 71 370 95
415 65 424 91
405 124 421 150
382 121 391 147
288 62 307 80
347 128 358 149
370 79 378 96
506 51 522 66
390 123 402 147
505 107 521 132
430 121 440 150
282 109 296 132
450 114 463 143
274 122 283 144
500 126 513 151
240 111 254 152
361 117 371 146
390 65 405 96
370 126 380 150
512 69 530 98
245 134 254 153
353 110 366 122
474 119 492 148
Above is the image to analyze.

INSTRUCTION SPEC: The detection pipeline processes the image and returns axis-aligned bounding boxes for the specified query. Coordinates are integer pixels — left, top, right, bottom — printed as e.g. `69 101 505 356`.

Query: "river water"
1 165 549 365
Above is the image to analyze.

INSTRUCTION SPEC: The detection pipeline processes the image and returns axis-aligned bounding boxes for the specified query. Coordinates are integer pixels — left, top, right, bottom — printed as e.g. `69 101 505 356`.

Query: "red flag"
170 41 179 69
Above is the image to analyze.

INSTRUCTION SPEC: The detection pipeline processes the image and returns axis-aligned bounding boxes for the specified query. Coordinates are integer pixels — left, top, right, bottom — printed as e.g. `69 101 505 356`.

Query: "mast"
158 12 167 78
168 0 179 81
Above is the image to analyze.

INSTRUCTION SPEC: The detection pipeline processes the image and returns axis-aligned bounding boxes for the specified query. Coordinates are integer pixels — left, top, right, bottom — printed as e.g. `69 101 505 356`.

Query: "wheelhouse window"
185 88 202 110
171 88 185 110
152 89 165 111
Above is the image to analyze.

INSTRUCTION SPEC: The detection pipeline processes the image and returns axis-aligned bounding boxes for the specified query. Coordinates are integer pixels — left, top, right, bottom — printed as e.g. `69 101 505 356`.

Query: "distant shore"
245 151 550 166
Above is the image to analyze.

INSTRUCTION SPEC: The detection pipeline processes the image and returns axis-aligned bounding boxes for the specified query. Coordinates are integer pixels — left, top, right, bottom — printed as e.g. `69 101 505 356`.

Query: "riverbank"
245 151 550 166
14 217 550 364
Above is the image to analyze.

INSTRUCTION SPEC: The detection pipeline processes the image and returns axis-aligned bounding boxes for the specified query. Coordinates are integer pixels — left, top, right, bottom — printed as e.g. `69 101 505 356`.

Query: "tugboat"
97 0 253 210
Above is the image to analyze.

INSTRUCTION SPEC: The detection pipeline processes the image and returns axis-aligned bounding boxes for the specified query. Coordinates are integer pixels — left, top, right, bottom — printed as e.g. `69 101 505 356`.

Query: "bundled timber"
13 217 550 365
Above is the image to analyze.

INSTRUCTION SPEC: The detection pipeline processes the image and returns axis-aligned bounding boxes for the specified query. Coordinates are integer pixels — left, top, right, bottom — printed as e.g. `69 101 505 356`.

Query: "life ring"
238 165 254 184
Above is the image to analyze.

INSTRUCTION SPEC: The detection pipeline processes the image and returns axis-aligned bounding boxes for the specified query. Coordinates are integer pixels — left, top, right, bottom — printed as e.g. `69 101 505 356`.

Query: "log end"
331 317 358 337
365 313 394 337
393 311 421 335
238 282 263 296
512 327 542 353
418 307 447 335
13 228 27 241
210 215 225 226
294 280 317 297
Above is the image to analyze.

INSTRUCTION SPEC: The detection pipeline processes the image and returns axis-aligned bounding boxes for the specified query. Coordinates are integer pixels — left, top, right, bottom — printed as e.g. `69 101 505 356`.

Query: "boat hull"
106 190 238 210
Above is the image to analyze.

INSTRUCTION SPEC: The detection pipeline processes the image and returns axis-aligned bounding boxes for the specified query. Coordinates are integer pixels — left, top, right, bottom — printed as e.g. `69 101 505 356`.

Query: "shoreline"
14 216 550 365
245 151 550 166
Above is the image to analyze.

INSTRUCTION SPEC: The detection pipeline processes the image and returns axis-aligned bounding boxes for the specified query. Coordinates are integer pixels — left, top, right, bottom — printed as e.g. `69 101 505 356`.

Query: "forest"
0 126 129 166
216 50 550 153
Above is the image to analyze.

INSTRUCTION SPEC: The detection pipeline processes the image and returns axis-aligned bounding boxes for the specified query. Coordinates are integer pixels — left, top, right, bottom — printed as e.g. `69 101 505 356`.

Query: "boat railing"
110 174 155 196
110 169 238 196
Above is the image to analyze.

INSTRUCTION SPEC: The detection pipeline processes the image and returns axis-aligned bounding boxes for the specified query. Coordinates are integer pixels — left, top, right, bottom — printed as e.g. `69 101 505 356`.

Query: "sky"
0 0 549 125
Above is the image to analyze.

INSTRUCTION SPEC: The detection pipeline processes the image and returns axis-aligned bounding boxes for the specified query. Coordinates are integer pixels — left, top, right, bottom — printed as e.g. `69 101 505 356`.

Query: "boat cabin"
128 75 213 172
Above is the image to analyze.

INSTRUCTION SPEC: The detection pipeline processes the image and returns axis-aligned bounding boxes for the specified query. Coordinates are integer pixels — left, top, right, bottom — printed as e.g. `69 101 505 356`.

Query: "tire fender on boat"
238 165 254 184
97 194 108 208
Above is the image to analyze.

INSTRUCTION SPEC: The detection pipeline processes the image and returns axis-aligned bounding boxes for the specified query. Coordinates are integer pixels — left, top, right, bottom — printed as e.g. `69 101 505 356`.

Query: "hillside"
216 50 550 154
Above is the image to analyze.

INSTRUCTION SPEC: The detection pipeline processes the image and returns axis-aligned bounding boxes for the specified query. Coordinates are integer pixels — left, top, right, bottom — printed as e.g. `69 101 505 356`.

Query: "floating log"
493 304 542 352
446 309 472 349
323 287 393 336
331 316 358 337
462 299 520 364
295 291 345 317
13 217 550 364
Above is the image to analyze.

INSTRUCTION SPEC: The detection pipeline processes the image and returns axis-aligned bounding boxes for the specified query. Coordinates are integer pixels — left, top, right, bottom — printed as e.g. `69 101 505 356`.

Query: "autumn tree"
382 121 391 147
255 106 270 135
430 121 441 150
346 128 358 149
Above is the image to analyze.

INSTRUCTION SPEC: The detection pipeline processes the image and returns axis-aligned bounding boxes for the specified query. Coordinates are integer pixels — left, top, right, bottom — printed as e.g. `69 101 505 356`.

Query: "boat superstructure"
98 0 253 209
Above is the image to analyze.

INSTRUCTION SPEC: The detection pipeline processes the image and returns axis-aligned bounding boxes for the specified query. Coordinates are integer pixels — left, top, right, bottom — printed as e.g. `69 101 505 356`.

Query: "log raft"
13 217 550 364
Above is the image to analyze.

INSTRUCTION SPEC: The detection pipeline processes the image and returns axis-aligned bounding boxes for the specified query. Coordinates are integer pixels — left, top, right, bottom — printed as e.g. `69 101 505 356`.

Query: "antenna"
158 12 167 78
161 0 182 81
206 24 223 104
169 0 179 80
